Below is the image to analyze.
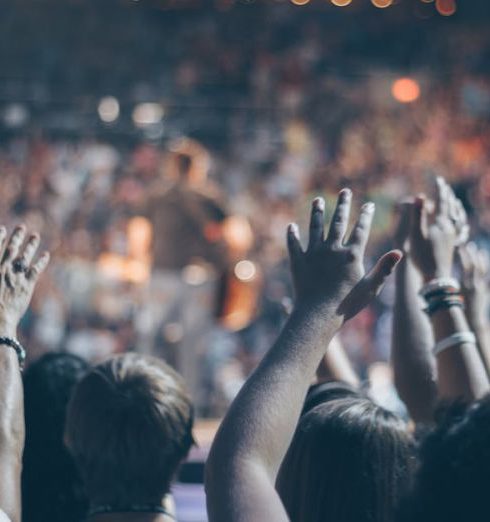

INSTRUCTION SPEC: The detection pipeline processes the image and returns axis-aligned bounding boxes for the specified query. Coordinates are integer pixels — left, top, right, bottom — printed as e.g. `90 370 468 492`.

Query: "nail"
313 197 325 211
288 223 299 237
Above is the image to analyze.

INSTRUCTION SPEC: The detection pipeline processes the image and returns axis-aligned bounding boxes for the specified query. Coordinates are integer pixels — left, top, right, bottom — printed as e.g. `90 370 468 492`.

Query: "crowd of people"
1 176 490 522
1 2 490 521
2 2 490 415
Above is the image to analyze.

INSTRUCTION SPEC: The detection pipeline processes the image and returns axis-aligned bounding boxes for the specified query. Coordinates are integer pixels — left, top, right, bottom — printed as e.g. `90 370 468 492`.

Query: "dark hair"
65 353 194 507
398 395 490 522
277 397 416 522
302 381 362 416
22 352 90 522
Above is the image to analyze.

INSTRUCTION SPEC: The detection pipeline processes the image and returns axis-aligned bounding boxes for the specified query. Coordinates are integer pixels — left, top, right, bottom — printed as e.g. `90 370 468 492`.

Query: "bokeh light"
234 260 257 282
331 0 352 7
98 96 120 123
132 102 164 128
391 77 421 103
371 0 393 8
291 0 310 5
436 0 456 16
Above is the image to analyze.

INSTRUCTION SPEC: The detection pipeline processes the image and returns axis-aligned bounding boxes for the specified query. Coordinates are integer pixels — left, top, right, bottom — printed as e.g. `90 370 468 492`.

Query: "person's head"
398 395 490 522
22 352 90 522
65 353 194 508
301 381 362 416
277 396 416 522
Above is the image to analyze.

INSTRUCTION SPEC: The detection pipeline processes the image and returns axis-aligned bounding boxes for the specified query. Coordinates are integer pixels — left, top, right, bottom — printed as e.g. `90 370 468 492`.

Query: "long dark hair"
277 396 416 522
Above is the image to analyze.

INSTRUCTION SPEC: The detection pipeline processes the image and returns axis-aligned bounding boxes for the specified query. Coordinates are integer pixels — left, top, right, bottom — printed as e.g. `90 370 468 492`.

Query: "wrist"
0 320 18 339
422 270 452 283
292 299 344 331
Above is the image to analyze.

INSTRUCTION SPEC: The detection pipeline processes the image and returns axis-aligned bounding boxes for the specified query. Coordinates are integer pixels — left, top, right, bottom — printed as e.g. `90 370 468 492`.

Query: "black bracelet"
0 337 26 370
425 298 464 317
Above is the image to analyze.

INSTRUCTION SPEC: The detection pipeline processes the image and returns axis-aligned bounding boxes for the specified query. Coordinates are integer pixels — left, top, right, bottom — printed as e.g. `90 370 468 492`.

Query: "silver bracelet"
0 337 26 370
433 332 477 356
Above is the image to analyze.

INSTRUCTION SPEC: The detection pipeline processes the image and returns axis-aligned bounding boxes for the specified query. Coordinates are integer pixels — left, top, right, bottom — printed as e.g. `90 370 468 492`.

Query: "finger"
409 195 427 243
364 250 403 295
0 227 7 253
466 242 479 266
455 199 468 225
456 244 471 274
2 225 26 264
26 251 50 281
287 223 303 268
307 198 325 251
325 188 352 246
17 233 40 266
477 249 490 276
435 177 449 217
348 202 375 254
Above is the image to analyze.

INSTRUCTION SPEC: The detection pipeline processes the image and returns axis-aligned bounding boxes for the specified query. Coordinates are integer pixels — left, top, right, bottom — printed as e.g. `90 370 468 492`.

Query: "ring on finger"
12 258 28 274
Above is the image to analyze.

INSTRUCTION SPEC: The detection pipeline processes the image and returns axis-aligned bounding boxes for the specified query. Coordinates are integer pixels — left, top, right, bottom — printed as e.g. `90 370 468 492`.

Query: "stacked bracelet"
0 337 26 370
420 278 464 316
433 332 477 356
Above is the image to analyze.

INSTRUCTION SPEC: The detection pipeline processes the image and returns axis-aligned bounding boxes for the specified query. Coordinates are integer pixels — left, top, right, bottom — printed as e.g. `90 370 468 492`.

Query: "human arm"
316 335 360 387
205 191 402 522
409 178 489 402
457 242 490 376
0 226 50 522
391 202 437 423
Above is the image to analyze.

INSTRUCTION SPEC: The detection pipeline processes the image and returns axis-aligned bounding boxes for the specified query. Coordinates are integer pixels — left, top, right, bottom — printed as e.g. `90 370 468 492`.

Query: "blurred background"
2 0 490 422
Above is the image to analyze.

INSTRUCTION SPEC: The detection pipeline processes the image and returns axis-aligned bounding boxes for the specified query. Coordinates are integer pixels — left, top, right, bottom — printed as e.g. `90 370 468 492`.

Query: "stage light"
98 96 120 123
436 0 456 16
132 102 164 128
331 0 352 6
234 260 256 282
371 0 393 7
391 77 420 103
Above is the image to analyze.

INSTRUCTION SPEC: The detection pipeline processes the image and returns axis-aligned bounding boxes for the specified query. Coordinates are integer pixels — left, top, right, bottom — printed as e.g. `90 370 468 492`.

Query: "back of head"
22 352 90 522
398 395 490 522
277 397 415 522
65 353 194 507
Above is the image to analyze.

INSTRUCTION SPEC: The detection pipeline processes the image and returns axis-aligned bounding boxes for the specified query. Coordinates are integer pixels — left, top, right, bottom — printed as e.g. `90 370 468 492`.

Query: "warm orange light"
391 78 421 103
291 0 310 5
331 0 352 6
371 0 393 7
436 0 456 16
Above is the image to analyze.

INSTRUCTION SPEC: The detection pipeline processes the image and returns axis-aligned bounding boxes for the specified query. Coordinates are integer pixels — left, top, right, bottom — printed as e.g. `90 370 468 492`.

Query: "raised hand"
409 177 458 282
287 189 402 321
0 225 50 336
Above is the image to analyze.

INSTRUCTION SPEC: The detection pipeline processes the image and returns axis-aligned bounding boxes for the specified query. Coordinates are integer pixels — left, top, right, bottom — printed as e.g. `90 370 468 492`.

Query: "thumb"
365 250 403 295
410 195 427 245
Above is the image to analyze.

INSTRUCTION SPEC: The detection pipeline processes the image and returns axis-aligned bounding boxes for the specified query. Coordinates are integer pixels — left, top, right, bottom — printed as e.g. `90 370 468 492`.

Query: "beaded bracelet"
424 295 465 316
0 337 26 370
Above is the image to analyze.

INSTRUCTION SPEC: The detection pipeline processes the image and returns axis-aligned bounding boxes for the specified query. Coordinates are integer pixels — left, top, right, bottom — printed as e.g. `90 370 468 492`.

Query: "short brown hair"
65 353 194 506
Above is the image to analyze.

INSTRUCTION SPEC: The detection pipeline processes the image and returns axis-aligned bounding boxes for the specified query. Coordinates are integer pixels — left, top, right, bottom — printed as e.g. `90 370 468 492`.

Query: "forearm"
0 326 24 522
465 309 490 377
316 335 360 387
431 306 489 401
206 304 340 491
392 257 436 422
